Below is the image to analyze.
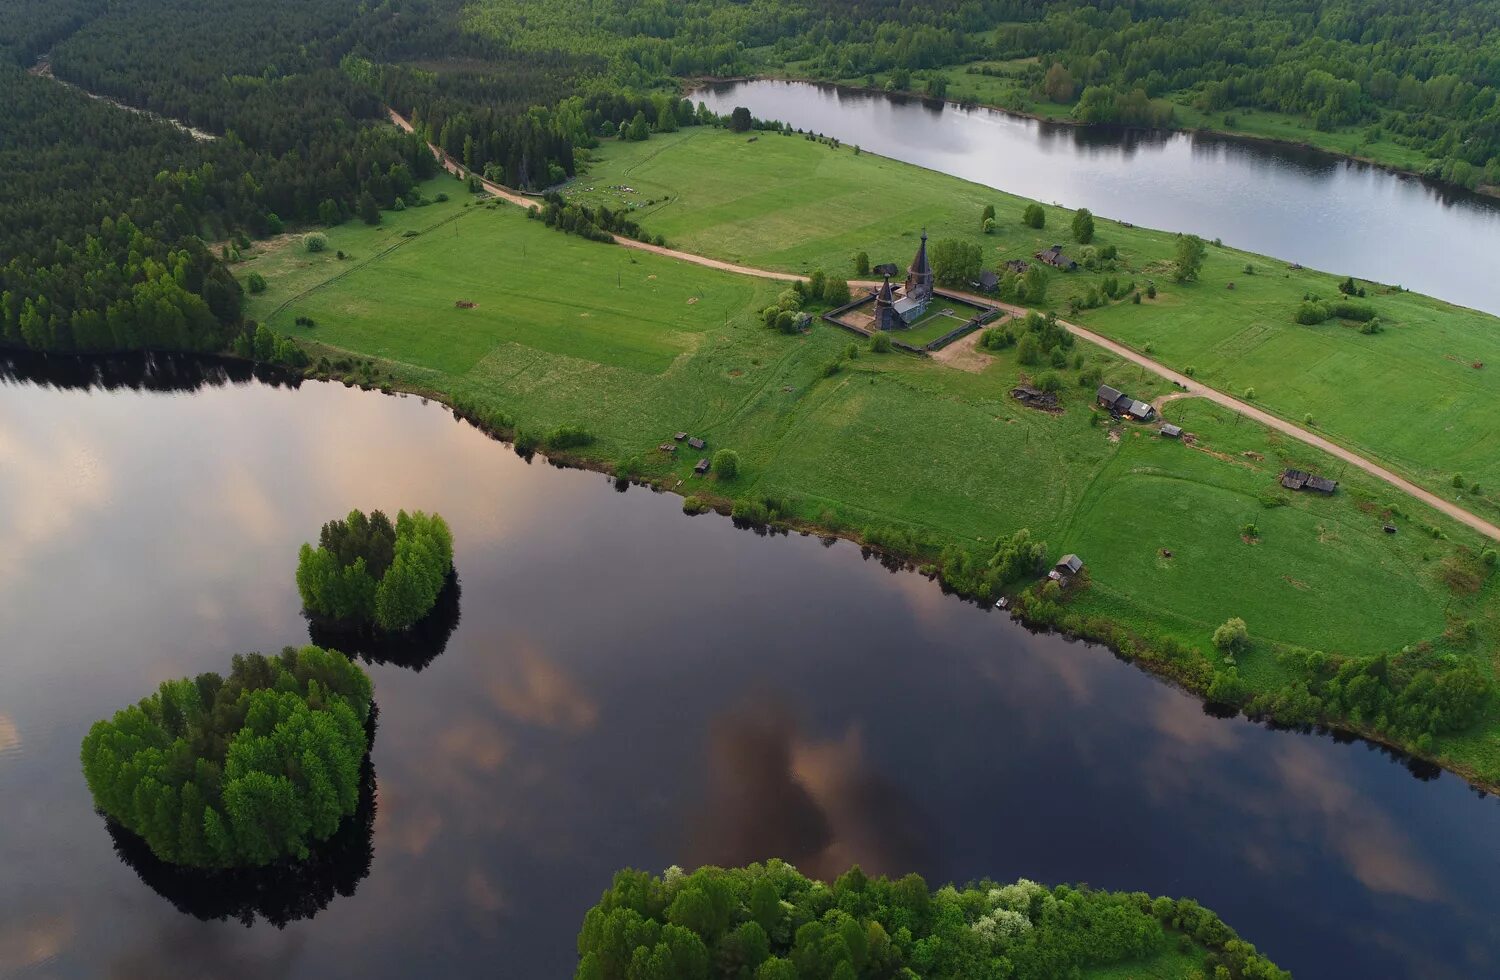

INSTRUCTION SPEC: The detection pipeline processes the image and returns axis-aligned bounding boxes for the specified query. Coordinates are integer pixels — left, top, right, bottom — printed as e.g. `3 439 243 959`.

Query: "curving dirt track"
388 108 1500 543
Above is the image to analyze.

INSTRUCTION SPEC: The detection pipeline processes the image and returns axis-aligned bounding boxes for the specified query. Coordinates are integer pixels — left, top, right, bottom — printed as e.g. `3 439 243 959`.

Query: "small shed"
972 270 1000 293
1281 469 1337 494
673 431 688 441
688 437 706 450
1160 423 1183 438
1383 523 1398 534
694 458 711 474
1055 554 1084 576
658 443 677 453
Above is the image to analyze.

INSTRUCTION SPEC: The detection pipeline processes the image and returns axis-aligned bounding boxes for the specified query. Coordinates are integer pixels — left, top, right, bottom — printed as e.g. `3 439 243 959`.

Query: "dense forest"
575 861 1288 979
79 646 373 868
469 0 1500 187
0 0 580 356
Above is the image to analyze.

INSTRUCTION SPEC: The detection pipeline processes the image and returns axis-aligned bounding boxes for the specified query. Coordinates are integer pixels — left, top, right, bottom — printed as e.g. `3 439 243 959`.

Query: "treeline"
0 0 580 357
995 0 1500 185
576 861 1287 980
296 509 455 632
80 646 373 868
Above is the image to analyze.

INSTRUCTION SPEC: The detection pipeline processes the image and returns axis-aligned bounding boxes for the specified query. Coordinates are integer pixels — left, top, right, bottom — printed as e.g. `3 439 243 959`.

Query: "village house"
1049 554 1084 584
1096 384 1155 421
1281 469 1338 494
971 269 1000 293
1035 244 1078 271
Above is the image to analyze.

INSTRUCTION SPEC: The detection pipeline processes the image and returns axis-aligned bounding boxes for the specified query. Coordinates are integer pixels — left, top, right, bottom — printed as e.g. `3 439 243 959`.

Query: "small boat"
995 597 1009 609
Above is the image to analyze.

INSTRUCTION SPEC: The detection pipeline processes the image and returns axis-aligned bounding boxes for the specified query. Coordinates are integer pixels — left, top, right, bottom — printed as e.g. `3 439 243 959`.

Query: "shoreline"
269 351 1500 799
686 74 1500 203
3 342 1492 793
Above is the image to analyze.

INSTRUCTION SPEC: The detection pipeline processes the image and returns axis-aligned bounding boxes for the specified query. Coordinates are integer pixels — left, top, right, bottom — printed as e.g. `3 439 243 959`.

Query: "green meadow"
566 127 1500 508
242 184 1500 784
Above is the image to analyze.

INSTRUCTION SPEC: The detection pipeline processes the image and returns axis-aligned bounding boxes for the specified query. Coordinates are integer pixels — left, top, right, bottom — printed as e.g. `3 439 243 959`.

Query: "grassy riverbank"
241 181 1500 787
565 127 1500 513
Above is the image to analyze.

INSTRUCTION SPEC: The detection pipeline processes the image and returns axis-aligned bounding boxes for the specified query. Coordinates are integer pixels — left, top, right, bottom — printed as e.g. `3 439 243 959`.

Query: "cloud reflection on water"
685 700 933 882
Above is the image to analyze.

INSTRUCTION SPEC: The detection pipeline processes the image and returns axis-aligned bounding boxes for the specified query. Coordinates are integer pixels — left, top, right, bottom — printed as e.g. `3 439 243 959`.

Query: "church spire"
907 228 933 300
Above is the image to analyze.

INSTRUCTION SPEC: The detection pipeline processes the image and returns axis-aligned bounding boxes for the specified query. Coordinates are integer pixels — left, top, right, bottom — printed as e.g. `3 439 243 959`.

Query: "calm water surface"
693 80 1500 317
1 360 1498 978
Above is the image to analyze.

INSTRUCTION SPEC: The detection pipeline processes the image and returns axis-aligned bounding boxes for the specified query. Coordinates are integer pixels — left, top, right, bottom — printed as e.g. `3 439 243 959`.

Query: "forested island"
576 862 1287 980
79 646 373 868
296 508 455 632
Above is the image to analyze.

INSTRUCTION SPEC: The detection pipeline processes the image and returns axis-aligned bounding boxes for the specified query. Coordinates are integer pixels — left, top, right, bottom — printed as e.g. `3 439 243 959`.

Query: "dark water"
2 358 1499 978
691 80 1500 317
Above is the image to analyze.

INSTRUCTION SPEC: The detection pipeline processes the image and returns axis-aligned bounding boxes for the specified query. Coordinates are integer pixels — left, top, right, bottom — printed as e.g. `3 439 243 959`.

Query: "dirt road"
387 109 1500 542
390 108 804 281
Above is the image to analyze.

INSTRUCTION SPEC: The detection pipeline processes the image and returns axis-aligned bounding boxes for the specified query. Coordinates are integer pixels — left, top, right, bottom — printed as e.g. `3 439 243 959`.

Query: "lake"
691 80 1500 318
0 356 1497 977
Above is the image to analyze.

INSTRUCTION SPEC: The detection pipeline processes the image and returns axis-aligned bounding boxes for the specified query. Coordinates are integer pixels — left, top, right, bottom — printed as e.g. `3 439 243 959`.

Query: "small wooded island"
296 508 454 632
576 862 1287 980
79 645 373 868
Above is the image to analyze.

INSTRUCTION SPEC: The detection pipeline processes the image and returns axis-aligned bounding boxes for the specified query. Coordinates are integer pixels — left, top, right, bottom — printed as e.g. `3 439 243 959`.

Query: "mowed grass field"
243 186 1494 727
568 128 1500 510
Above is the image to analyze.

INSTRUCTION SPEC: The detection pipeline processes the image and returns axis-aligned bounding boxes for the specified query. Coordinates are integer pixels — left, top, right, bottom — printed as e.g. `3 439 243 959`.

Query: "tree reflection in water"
103 707 379 928
308 570 462 672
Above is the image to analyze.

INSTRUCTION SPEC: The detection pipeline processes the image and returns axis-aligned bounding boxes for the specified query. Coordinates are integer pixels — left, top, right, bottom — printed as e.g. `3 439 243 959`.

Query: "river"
691 80 1500 318
0 356 1497 977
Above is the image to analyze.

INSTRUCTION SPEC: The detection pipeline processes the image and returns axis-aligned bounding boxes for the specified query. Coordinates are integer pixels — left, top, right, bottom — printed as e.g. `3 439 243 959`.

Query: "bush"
1212 617 1249 653
80 646 372 867
682 495 708 515
1022 203 1046 228
1330 300 1376 322
303 232 328 253
870 332 893 353
1295 300 1331 324
712 449 740 479
853 250 870 275
544 425 595 449
245 271 267 294
1035 372 1064 394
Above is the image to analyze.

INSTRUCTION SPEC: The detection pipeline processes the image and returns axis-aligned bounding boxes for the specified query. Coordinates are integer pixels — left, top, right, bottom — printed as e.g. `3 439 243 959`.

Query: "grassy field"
241 181 1500 784
564 127 1500 510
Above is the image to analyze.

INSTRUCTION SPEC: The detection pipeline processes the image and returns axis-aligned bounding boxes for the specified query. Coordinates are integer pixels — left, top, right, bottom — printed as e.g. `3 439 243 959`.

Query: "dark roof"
1056 554 1084 574
872 262 899 277
694 458 710 473
1127 400 1154 419
1282 469 1338 493
1097 384 1124 405
973 270 1000 291
1160 423 1183 437
876 275 894 303
688 437 706 450
910 230 931 279
674 431 687 440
